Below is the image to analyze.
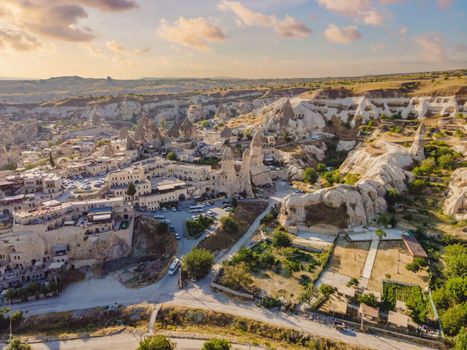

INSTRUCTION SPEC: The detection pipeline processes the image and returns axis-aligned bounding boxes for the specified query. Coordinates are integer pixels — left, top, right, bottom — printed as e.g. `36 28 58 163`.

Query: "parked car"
171 207 177 212
175 232 181 240
161 207 168 212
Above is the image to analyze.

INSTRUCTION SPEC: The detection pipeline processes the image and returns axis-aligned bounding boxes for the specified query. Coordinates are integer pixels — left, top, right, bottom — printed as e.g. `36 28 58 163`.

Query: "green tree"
358 293 379 307
440 302 467 336
444 244 467 277
303 167 318 184
375 228 387 240
319 284 336 297
438 154 455 170
167 152 177 161
444 276 467 305
202 339 231 350
137 335 173 350
6 338 31 350
127 182 137 204
182 248 214 280
455 327 467 350
49 152 55 168
316 163 327 172
272 230 292 248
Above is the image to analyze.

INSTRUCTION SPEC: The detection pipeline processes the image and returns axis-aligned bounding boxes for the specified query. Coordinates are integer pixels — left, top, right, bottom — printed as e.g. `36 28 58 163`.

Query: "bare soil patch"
368 241 429 293
118 216 177 287
328 239 370 278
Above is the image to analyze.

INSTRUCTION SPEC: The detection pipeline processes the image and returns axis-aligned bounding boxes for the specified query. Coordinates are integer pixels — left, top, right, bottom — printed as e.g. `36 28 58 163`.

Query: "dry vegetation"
198 200 268 253
118 216 177 287
368 241 429 293
14 304 152 340
327 240 370 279
156 305 368 350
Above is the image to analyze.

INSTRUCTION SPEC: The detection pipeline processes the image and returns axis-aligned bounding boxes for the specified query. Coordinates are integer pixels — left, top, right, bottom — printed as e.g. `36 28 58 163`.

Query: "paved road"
8 182 433 350
4 334 264 350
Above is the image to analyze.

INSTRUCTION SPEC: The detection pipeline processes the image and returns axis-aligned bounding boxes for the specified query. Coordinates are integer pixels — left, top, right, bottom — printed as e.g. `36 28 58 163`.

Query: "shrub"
182 248 214 280
317 163 327 172
220 217 239 234
405 257 428 273
167 152 177 161
6 338 31 350
346 277 359 288
440 302 467 336
358 293 378 307
272 230 292 248
221 262 253 292
343 173 360 185
202 339 231 350
303 167 318 184
137 335 173 350
444 244 467 277
319 284 336 297
261 296 282 309
455 327 467 350
186 215 214 237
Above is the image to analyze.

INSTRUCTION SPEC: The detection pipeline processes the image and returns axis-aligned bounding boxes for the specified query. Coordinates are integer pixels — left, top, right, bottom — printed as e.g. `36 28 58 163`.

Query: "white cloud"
437 0 454 10
0 0 137 51
219 0 311 39
157 17 226 51
323 23 361 44
317 0 385 26
106 40 149 55
414 33 447 62
0 28 42 51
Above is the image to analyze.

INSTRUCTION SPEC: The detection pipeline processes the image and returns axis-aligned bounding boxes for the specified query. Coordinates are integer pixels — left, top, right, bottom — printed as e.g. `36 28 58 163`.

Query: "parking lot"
143 199 231 257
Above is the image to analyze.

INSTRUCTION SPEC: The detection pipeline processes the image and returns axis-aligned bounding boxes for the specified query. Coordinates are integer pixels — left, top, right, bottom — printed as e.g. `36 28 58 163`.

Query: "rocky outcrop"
119 127 129 139
134 115 163 146
167 118 197 140
340 141 415 193
246 128 272 187
215 104 231 120
256 95 464 141
444 168 467 221
410 123 426 162
280 140 416 229
217 147 253 198
187 104 205 122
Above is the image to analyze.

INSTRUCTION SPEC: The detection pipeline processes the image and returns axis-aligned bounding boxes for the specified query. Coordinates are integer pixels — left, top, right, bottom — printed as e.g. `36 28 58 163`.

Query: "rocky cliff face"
259 95 463 141
444 167 467 221
280 140 416 230
134 115 163 146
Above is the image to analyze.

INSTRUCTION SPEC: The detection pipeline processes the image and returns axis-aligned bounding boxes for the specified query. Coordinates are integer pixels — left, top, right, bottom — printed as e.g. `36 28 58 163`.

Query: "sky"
0 0 466 79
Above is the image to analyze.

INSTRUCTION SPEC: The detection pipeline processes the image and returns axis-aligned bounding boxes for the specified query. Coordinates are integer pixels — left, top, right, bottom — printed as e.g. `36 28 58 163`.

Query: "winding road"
9 182 433 350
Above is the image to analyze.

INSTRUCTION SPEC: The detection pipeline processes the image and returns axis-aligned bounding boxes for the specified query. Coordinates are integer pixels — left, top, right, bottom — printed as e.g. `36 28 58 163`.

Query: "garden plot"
368 241 429 293
218 232 330 304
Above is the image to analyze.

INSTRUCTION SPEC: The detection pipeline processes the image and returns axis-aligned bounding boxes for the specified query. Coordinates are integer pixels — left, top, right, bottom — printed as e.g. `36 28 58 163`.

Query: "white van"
168 258 180 275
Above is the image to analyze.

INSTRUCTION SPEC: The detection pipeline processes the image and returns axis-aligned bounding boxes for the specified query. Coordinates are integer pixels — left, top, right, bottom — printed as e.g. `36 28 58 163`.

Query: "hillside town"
0 69 465 350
